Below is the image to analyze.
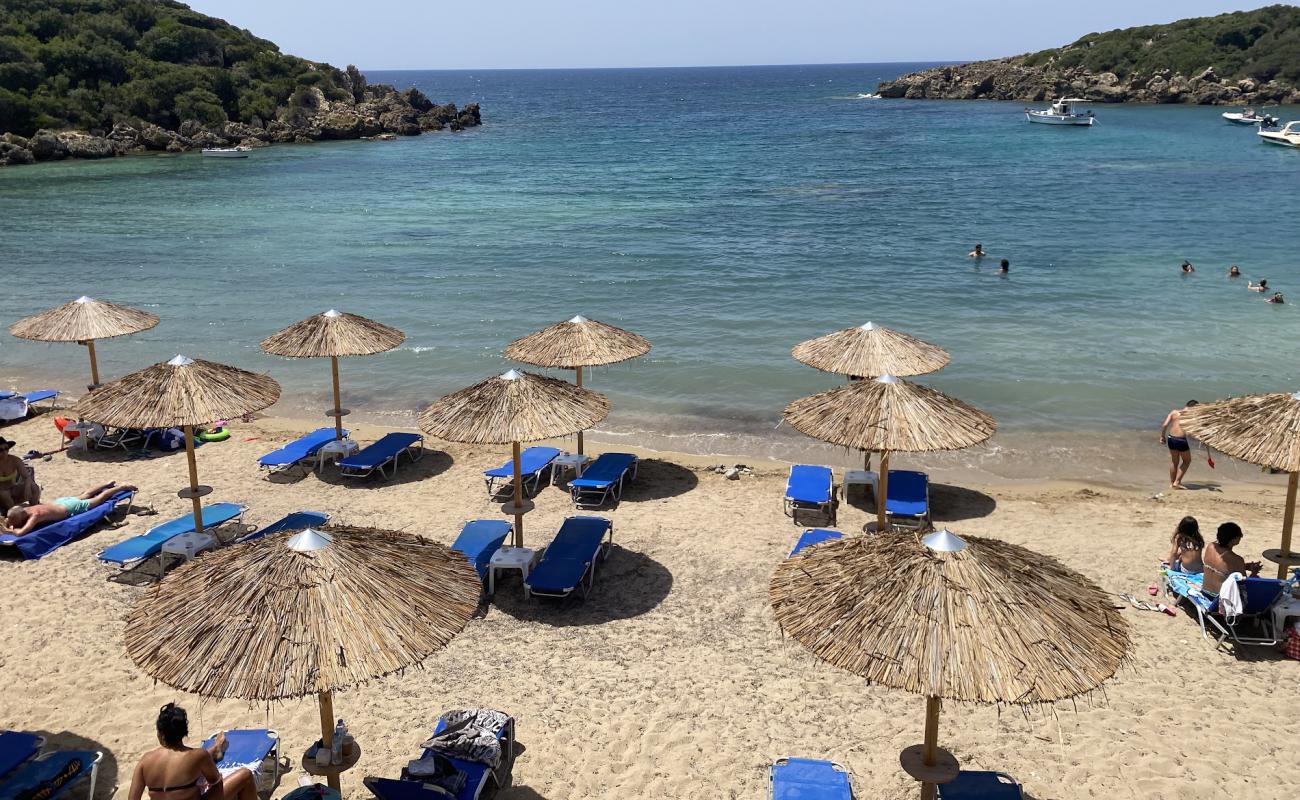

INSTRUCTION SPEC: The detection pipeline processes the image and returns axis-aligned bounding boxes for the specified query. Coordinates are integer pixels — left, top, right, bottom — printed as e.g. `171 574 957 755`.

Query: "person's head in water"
1260 279 1268 289
1270 291 1285 304
1216 522 1243 549
1229 265 1241 277
156 703 188 748
999 258 1009 272
974 244 983 254
1181 261 1194 273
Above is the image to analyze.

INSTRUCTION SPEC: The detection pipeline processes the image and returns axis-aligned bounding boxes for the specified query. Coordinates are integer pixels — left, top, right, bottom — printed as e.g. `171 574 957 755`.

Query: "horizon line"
359 58 976 73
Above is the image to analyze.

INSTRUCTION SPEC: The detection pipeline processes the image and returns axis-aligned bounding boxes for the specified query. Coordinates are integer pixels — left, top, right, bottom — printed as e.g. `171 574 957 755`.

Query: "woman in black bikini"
128 704 257 800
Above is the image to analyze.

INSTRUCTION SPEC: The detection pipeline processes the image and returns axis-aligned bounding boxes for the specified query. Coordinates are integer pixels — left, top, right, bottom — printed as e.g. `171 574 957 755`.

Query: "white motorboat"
201 146 251 158
1223 107 1279 127
1025 98 1095 126
1257 120 1300 148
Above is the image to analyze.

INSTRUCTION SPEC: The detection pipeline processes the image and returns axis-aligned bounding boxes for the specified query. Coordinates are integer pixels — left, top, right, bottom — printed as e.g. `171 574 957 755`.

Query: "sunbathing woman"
3 480 135 536
128 704 257 800
1163 516 1204 573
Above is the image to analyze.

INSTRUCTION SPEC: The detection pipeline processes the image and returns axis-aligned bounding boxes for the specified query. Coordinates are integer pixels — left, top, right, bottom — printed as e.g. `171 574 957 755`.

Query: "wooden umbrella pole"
512 441 525 546
576 365 585 456
317 690 340 791
330 356 344 440
183 426 204 533
85 339 100 389
1279 471 1298 579
919 696 941 800
876 452 890 532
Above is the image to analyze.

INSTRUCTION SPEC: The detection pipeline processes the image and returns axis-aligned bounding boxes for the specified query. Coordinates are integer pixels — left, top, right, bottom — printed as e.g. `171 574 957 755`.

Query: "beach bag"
157 428 185 451
1285 624 1300 661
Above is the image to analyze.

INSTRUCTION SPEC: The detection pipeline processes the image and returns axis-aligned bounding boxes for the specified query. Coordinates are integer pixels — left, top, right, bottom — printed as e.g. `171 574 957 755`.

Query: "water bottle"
331 719 344 764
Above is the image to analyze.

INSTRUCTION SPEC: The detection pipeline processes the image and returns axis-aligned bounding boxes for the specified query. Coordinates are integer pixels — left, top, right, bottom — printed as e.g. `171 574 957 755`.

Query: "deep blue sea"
3 63 1299 461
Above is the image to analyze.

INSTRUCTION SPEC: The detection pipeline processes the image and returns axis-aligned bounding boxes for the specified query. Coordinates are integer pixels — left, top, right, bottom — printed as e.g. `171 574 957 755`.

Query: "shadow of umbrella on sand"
124 524 481 792
771 529 1129 800
9 296 159 391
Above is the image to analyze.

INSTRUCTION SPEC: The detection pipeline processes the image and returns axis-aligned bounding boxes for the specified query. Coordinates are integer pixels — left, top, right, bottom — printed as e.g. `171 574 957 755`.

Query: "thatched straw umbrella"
1181 391 1300 579
792 321 950 379
126 524 481 791
784 375 995 531
9 296 160 389
260 310 405 441
771 530 1128 800
72 356 279 531
419 370 609 545
504 315 650 455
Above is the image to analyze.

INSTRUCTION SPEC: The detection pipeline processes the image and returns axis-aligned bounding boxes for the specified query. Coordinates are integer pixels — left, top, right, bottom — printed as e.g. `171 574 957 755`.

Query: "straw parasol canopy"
9 296 160 388
72 355 279 532
771 530 1128 798
783 375 996 530
505 315 650 454
261 310 405 439
1181 391 1300 578
792 321 950 378
126 524 481 789
420 370 609 544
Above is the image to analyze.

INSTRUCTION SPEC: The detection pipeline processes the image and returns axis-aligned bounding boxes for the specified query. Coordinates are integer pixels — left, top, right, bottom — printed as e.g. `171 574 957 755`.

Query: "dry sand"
1 410 1298 800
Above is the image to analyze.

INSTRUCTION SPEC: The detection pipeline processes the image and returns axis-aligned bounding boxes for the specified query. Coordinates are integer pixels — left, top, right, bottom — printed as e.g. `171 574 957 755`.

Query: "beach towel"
1219 573 1244 618
420 710 511 768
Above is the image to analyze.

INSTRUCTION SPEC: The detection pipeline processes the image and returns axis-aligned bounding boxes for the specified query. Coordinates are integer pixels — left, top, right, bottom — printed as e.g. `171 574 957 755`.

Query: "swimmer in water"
1228 265 1241 278
969 243 985 259
1248 279 1268 292
1267 292 1285 305
999 258 1009 273
1181 261 1195 273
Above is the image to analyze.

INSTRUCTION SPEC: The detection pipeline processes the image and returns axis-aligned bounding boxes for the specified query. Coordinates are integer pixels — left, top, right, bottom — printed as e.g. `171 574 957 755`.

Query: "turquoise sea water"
2 63 1299 460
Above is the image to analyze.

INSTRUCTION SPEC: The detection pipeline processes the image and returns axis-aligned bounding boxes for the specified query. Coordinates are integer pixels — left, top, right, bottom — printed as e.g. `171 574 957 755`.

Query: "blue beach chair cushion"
338 433 422 477
0 732 43 781
258 428 345 468
885 470 929 518
0 751 98 800
568 453 637 491
770 757 851 800
0 490 134 560
790 529 843 557
97 502 243 565
525 517 612 597
238 512 329 544
201 730 279 773
451 520 512 580
365 713 513 800
939 771 1023 800
484 446 561 481
786 466 833 505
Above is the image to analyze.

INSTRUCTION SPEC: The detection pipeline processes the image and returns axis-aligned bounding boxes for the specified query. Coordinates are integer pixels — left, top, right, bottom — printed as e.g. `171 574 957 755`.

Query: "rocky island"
0 0 481 167
878 5 1300 105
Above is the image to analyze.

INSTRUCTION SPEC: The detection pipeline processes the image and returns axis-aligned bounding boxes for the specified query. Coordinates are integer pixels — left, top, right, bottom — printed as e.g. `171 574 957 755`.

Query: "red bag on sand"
1285 626 1300 661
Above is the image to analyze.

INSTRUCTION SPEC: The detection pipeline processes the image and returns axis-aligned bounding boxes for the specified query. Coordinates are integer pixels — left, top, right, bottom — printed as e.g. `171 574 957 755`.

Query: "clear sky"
185 1 1274 70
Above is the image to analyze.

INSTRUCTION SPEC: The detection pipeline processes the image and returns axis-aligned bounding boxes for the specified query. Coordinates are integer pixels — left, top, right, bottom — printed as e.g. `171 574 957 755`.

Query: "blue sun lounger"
364 712 515 800
97 502 245 567
1164 570 1286 648
339 433 425 479
886 470 930 529
783 465 835 525
525 516 613 599
0 732 44 781
0 389 58 407
258 428 347 475
0 490 135 560
451 520 512 581
483 446 560 497
201 730 281 789
939 771 1023 800
790 528 843 557
568 453 638 508
769 758 852 800
0 750 101 800
237 511 330 544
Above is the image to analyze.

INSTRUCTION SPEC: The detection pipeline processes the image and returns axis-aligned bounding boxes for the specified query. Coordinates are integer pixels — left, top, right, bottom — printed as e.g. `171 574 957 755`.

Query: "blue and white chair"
258 428 347 475
783 465 835 525
338 433 424 479
769 758 852 799
483 447 560 498
525 516 613 600
568 453 638 509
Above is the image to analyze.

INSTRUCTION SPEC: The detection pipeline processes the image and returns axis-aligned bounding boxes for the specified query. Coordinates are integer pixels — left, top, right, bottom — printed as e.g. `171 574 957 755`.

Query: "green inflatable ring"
198 427 231 443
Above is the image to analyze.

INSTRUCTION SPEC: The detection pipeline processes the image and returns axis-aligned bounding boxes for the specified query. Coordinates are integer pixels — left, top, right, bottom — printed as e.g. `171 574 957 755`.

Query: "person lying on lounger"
3 480 136 536
128 703 257 800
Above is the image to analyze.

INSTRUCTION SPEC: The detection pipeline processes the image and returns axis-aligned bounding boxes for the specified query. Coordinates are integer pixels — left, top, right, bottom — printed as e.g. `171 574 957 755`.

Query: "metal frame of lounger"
203 729 281 791
568 455 638 509
782 466 836 526
526 517 614 600
91 427 158 452
258 429 348 477
483 447 560 498
339 434 425 480
4 750 103 800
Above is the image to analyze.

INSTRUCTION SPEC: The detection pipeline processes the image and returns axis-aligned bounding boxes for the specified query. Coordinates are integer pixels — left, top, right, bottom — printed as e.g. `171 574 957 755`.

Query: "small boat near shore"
1223 107 1279 127
1257 120 1300 148
1025 98 1095 126
201 146 251 158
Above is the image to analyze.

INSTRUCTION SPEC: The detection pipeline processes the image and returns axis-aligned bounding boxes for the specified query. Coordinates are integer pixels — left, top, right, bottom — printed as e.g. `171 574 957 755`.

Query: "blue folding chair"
97 502 245 575
1167 571 1287 649
338 433 424 479
483 447 561 497
258 428 347 475
939 771 1023 799
0 732 44 781
363 712 515 800
769 758 852 799
201 729 281 790
237 511 330 544
0 751 101 800
886 470 930 529
451 520 512 581
525 516 613 599
783 465 835 525
568 453 638 508
790 529 843 557
0 490 135 560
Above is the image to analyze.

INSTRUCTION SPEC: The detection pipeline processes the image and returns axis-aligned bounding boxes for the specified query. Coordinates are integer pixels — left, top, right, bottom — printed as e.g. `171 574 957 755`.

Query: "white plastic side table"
551 453 593 485
159 530 216 578
318 438 360 471
488 546 539 597
843 470 879 497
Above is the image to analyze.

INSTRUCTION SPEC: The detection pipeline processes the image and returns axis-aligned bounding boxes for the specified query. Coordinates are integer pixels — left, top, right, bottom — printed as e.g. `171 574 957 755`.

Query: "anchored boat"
201 146 251 158
1258 121 1300 148
1025 98 1095 126
1223 107 1279 127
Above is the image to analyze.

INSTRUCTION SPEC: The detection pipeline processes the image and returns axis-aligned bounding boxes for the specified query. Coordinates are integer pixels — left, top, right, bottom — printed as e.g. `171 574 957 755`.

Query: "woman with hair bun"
128 704 257 800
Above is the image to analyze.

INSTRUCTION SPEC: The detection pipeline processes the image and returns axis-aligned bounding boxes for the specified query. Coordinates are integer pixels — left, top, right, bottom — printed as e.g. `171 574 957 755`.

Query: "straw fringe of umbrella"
419 370 609 445
71 356 279 429
1180 392 1300 473
125 525 482 701
260 311 405 359
770 535 1129 705
505 315 651 369
792 322 950 378
8 296 159 343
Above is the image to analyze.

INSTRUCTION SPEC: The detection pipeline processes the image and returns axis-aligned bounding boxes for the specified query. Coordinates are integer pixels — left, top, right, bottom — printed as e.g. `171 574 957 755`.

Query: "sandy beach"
2 407 1298 800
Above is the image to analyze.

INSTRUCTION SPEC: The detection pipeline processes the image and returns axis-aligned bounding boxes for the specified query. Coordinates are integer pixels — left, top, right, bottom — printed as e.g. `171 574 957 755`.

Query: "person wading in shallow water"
1160 400 1200 489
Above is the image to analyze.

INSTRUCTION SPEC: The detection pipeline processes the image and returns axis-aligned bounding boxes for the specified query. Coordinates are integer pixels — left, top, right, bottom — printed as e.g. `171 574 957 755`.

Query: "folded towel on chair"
420 709 511 768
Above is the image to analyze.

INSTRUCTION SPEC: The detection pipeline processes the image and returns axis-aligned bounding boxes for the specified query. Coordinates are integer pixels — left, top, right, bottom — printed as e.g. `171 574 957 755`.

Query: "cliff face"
876 58 1300 105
